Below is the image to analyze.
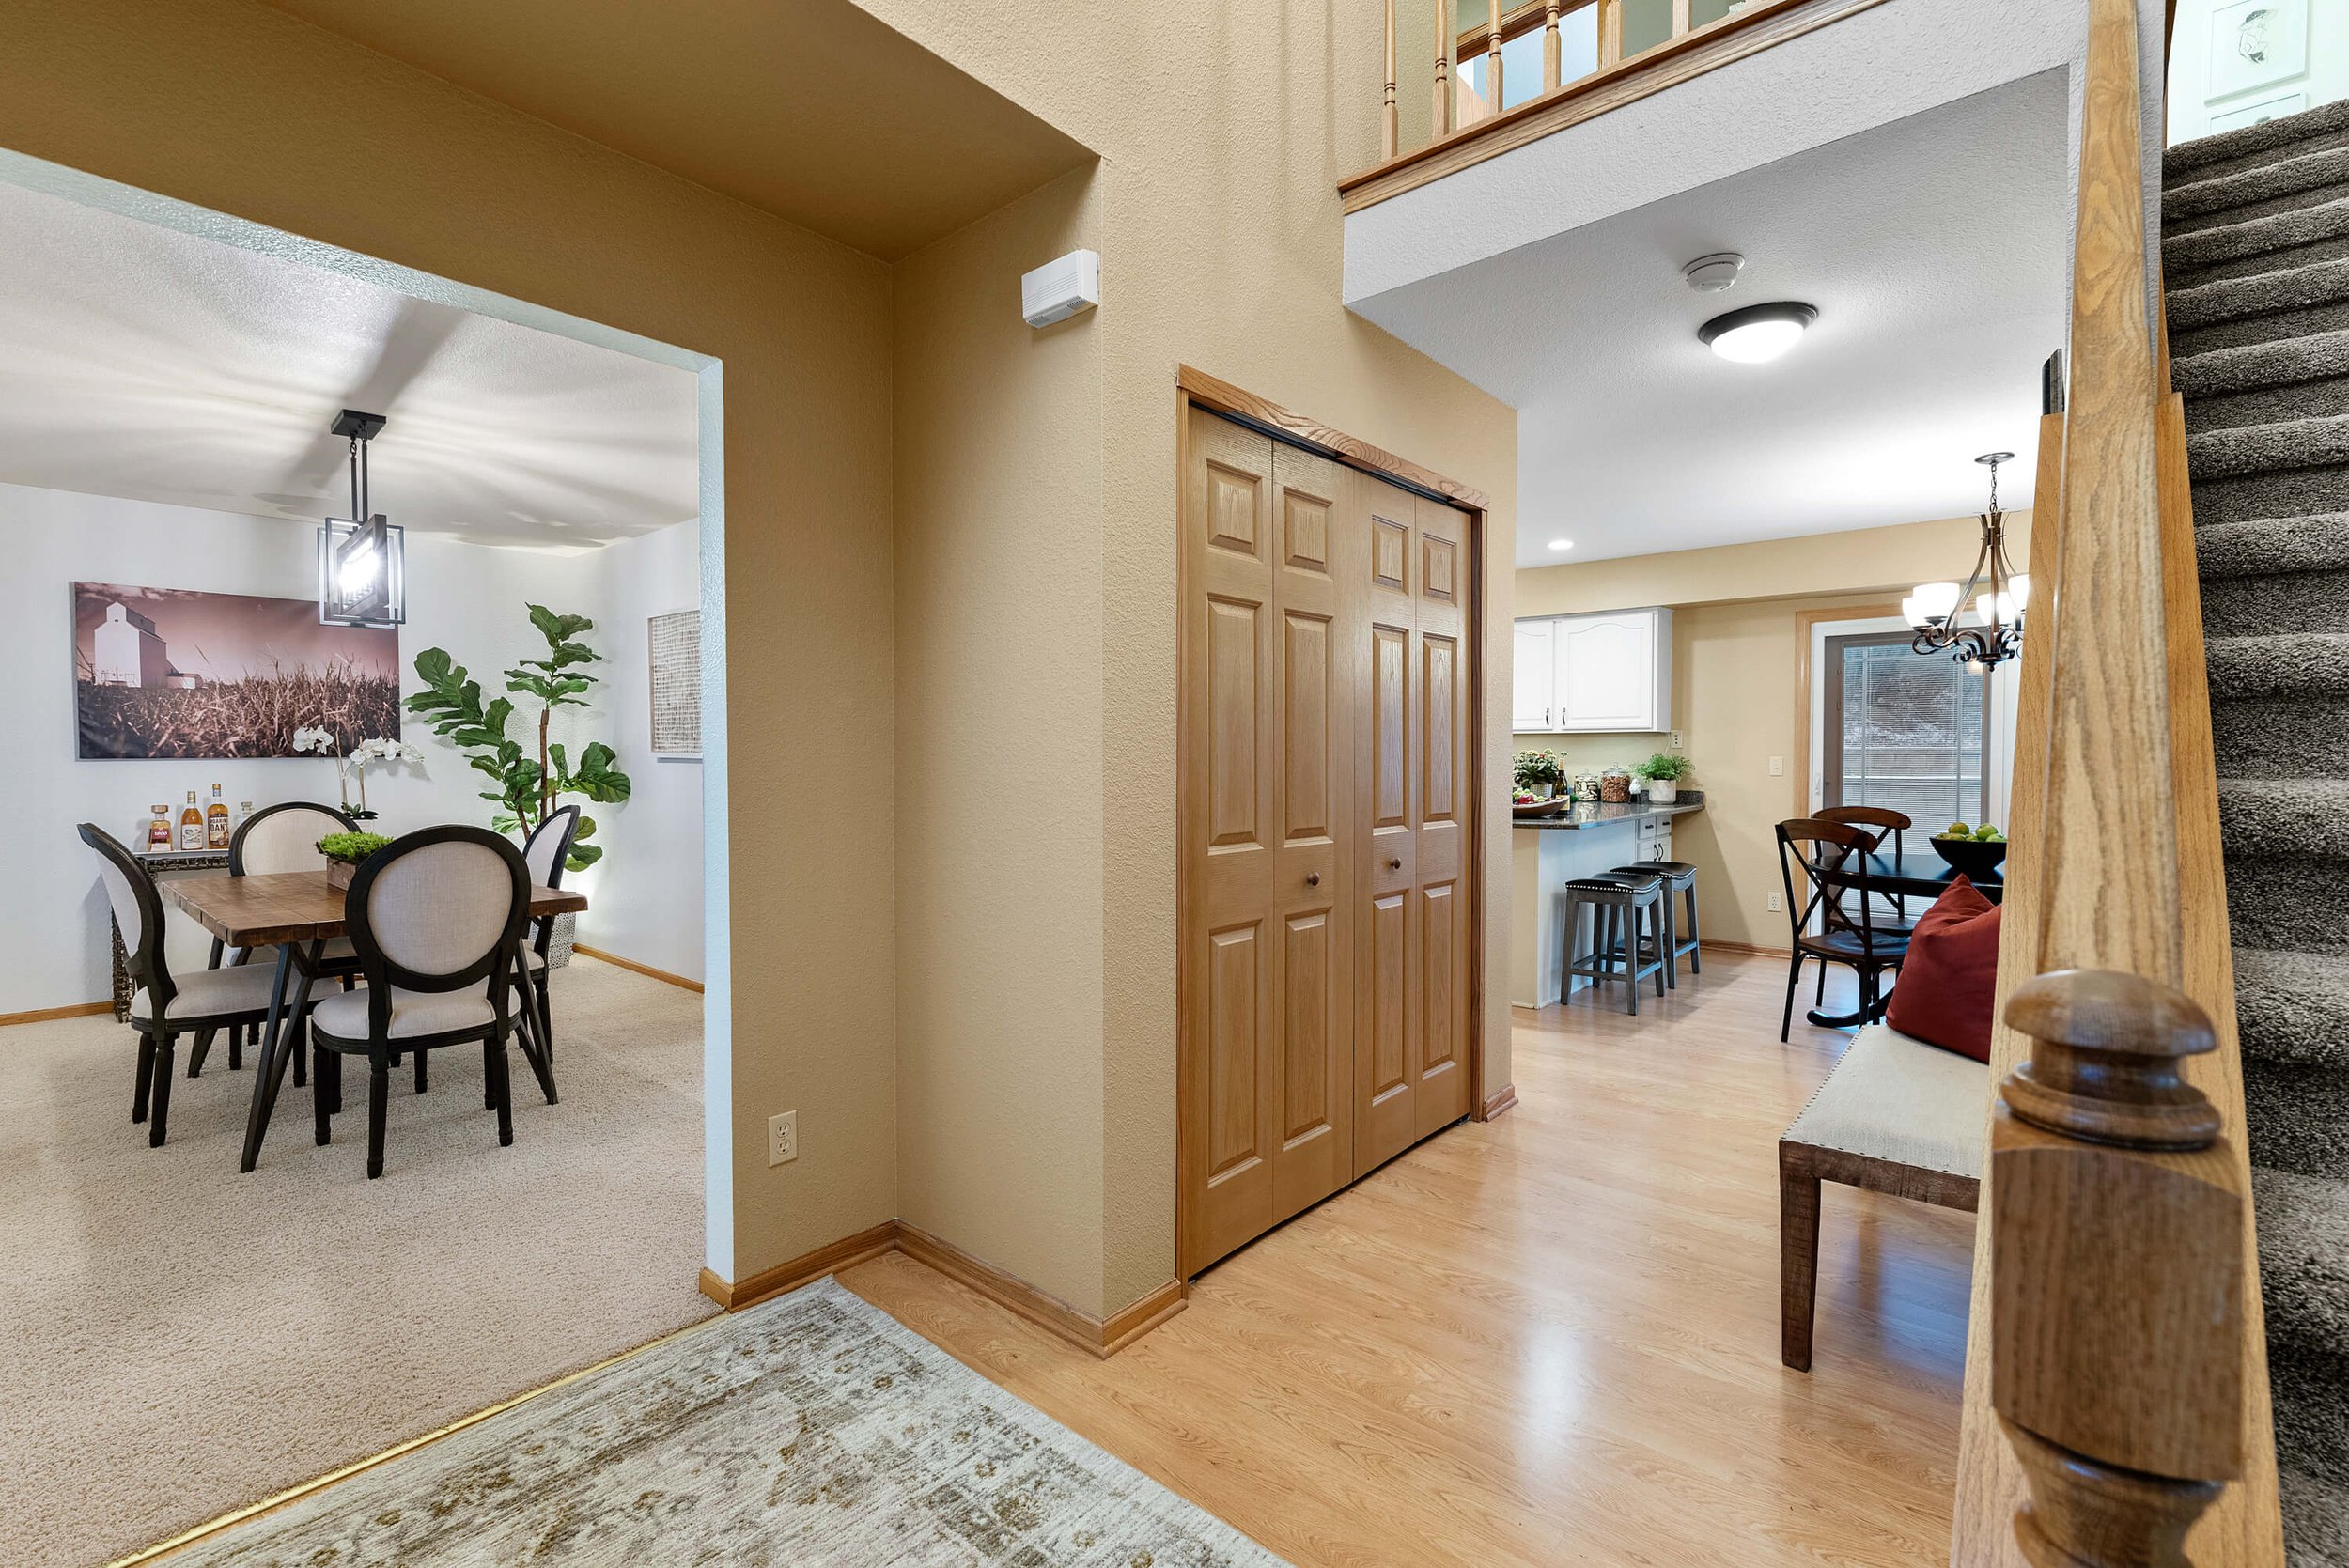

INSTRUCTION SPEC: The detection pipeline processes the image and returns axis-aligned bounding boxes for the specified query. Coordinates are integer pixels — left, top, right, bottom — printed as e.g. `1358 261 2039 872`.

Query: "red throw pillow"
1884 875 2001 1063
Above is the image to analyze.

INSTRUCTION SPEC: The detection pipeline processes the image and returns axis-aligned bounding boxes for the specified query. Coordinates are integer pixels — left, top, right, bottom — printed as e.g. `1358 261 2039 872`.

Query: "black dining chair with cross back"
1774 818 1911 1042
305 826 533 1178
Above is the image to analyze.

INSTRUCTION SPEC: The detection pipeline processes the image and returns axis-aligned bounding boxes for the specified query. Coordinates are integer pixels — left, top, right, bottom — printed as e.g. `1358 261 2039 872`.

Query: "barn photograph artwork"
72 582 400 759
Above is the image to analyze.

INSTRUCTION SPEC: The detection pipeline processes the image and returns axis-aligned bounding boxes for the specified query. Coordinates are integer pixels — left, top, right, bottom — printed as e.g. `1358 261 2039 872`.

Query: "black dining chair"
512 805 581 1070
1774 818 1911 1042
306 825 537 1178
79 823 319 1147
187 800 360 1080
1815 804 1919 931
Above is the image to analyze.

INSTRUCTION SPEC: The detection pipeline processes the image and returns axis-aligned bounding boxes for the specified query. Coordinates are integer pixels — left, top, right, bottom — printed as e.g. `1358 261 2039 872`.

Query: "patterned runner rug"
169 1278 1284 1566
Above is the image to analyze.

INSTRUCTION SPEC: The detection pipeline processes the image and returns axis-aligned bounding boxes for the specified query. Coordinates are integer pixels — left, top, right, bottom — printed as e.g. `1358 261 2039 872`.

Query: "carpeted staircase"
2166 93 2349 1566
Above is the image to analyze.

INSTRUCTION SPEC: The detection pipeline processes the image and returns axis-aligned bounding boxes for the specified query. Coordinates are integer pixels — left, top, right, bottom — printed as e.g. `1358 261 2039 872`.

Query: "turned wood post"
1432 0 1453 137
1993 970 2244 1568
1382 0 1399 158
1486 0 1503 113
1543 0 1562 91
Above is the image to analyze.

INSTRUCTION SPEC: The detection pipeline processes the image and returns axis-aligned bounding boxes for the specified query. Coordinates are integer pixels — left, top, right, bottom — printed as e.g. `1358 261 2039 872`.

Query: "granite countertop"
1513 791 1705 830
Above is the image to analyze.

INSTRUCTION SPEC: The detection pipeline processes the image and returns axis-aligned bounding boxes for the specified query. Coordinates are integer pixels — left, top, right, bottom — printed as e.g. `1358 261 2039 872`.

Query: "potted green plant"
1634 753 1691 803
1513 750 1564 801
317 830 394 891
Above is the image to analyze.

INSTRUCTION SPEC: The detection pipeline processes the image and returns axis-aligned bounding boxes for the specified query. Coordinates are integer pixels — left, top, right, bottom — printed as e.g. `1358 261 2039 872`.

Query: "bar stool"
1607 860 1701 987
1561 871 1668 1016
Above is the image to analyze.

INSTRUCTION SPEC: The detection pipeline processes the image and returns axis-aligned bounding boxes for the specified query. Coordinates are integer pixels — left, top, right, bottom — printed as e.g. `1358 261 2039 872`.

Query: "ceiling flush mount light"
1548 538 1574 551
318 408 406 629
1697 301 1817 364
1681 252 1745 294
1905 452 2027 672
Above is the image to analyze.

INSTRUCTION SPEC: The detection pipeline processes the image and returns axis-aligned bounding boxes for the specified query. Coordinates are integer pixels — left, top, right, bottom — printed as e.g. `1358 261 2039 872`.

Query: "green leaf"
413 647 452 685
564 843 603 871
571 815 597 843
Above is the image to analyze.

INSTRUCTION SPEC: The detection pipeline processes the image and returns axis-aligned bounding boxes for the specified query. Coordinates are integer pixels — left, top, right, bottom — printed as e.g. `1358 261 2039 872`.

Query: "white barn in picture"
91 600 169 687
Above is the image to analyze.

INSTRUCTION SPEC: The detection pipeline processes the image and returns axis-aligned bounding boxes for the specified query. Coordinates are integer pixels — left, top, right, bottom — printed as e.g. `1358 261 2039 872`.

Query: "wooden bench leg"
1780 1140 1821 1372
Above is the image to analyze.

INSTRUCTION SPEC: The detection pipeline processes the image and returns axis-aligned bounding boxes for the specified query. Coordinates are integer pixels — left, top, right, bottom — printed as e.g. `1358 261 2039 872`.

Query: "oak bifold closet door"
1180 406 1475 1275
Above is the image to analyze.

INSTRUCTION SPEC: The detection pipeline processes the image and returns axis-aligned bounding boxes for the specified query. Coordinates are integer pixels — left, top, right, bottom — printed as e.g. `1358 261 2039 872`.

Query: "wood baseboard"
702 1219 1189 1358
572 944 704 994
1479 1083 1520 1121
0 1000 113 1029
1700 938 1794 960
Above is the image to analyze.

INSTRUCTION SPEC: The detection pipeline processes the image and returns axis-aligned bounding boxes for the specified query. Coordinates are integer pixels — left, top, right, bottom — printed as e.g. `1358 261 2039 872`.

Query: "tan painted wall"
877 1 1519 1315
1511 513 2030 951
0 0 898 1280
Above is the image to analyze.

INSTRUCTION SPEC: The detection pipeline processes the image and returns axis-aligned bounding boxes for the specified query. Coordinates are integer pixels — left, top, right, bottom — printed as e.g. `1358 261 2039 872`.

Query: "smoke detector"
1682 253 1745 294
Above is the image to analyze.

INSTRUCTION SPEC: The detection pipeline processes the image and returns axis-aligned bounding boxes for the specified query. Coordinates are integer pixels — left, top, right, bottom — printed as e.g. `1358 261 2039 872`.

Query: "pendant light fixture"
318 408 405 629
1905 452 2026 672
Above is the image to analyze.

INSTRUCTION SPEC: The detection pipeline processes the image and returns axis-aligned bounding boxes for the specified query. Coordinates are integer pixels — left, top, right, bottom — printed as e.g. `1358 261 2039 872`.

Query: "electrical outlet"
1768 755 1785 776
1767 892 1783 912
768 1110 798 1167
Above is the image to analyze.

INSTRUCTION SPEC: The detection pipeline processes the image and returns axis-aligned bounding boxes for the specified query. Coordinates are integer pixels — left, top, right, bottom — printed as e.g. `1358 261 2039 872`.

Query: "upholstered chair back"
79 822 168 1001
232 801 357 877
521 805 581 890
350 830 526 990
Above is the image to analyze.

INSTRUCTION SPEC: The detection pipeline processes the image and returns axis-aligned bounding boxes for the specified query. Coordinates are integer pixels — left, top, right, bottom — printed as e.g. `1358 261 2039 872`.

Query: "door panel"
1412 496 1474 1135
1354 471 1422 1173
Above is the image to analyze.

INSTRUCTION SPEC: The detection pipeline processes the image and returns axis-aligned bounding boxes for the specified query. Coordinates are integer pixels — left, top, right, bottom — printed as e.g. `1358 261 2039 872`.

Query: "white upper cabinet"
1512 607 1672 733
1512 619 1557 732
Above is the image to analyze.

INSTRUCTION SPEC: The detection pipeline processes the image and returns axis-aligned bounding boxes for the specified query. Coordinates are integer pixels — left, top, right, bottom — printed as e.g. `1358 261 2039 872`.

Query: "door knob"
1305 872 1320 886
1388 857 1403 870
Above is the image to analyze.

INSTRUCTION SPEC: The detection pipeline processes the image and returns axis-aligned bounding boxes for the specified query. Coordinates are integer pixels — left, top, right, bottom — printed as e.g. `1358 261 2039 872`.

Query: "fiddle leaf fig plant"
407 603 632 872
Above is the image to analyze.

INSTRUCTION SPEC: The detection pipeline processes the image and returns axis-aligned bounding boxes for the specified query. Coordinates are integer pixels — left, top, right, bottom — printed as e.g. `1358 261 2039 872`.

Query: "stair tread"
2165 142 2349 223
2167 96 2349 179
2234 948 2349 1067
2186 411 2349 481
2165 194 2349 274
2173 328 2349 398
2198 511 2349 579
2168 257 2349 332
2219 776 2349 860
2209 631 2349 700
2254 1167 2349 1355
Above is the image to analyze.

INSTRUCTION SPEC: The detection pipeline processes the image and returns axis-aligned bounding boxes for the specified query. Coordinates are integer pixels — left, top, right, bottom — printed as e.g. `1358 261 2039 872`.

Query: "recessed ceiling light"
1548 538 1574 551
1698 301 1818 364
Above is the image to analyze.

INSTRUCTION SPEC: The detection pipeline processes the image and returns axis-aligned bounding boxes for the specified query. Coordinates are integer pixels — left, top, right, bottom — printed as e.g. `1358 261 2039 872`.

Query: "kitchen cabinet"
1512 607 1672 733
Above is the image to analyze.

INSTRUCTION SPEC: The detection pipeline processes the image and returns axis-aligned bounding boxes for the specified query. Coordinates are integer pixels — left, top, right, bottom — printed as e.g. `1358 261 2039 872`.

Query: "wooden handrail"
1948 0 2284 1561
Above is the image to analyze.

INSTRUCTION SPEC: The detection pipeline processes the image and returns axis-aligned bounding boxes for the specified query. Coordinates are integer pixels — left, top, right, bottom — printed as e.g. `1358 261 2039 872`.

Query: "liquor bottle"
238 801 255 839
147 804 172 853
178 790 203 851
206 784 230 850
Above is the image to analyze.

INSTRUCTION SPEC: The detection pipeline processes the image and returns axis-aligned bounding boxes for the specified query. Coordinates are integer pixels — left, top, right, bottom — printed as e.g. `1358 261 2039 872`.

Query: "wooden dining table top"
160 870 586 947
1809 847 2004 902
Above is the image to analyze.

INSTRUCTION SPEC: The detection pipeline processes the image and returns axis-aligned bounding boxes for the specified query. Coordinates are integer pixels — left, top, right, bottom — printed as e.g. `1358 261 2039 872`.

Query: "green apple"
1945 821 1970 838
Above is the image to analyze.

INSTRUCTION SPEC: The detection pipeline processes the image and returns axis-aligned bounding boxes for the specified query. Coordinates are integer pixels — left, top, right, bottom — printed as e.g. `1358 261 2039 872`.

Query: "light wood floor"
844 950 1976 1567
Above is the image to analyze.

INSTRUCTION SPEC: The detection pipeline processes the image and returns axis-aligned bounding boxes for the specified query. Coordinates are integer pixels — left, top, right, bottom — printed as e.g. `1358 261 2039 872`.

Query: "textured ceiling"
257 0 1095 260
0 179 699 550
1351 72 2075 566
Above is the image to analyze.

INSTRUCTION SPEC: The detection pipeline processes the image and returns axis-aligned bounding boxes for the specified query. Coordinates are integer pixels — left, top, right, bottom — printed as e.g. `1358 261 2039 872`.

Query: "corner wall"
0 0 896 1279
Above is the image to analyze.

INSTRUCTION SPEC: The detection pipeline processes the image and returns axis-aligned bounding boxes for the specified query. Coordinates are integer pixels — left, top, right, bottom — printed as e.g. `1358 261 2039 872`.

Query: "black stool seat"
1561 874 1668 1015
1606 862 1702 988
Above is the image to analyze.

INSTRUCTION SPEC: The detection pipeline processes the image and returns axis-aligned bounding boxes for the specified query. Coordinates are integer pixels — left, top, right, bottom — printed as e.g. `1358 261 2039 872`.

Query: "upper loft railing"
1947 0 2283 1562
1342 0 1890 212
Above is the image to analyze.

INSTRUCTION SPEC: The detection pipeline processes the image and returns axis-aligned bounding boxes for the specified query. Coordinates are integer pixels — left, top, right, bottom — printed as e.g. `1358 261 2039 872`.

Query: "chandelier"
1905 452 2026 671
318 408 406 629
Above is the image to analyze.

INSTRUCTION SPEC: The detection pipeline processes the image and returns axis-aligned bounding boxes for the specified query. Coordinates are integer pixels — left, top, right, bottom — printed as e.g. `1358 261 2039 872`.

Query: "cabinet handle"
1388 857 1403 870
1545 706 1552 728
1305 872 1320 886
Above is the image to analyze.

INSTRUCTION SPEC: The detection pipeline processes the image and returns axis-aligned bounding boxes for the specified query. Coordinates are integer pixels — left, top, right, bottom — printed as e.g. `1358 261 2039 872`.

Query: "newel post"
1993 970 2245 1568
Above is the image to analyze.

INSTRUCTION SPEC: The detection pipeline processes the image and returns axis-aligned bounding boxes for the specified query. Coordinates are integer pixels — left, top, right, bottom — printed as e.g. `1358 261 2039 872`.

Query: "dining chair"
1815 804 1918 931
305 825 533 1179
80 823 310 1148
1774 818 1911 1043
514 805 581 1066
188 800 360 1080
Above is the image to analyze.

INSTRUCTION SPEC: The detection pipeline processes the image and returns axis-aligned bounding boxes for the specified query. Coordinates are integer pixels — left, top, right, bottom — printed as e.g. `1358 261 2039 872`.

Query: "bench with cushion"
1779 1022 1988 1371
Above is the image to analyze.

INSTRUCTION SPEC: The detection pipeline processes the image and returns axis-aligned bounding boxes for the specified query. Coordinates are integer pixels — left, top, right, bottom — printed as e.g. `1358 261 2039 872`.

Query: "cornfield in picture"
71 582 400 760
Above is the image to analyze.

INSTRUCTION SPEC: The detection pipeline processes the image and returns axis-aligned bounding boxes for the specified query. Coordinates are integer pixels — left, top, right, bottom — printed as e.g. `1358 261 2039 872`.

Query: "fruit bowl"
1929 833 2009 880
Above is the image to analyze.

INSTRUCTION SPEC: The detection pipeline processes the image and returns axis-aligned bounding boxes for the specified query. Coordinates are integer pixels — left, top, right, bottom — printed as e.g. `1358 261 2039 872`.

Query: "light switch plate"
1768 755 1785 776
768 1110 798 1167
1670 731 1683 751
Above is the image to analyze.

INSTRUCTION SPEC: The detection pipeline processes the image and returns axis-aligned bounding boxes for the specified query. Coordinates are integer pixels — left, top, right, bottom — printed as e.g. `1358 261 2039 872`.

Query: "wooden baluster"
1672 0 1691 36
1993 970 2245 1568
1543 0 1562 92
1486 0 1504 113
1432 0 1453 138
1382 0 1398 158
1598 0 1623 68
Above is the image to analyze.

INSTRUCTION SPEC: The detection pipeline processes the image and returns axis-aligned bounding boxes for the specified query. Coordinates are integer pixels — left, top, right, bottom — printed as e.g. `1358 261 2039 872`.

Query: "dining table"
1799 846 2002 1029
160 869 586 1172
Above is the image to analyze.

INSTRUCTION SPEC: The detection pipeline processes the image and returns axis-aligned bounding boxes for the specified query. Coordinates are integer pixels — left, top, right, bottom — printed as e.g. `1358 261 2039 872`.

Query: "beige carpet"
0 955 715 1568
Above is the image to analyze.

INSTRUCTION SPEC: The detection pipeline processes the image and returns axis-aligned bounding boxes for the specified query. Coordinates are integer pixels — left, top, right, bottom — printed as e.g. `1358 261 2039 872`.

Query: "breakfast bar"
1509 794 1705 1007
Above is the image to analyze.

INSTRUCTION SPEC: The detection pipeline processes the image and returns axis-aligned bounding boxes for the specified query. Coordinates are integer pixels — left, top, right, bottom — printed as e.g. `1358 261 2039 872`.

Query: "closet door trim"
1176 369 1493 1281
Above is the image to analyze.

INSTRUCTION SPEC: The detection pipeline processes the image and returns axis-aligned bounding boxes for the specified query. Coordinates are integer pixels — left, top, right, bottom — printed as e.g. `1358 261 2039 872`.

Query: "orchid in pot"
292 728 425 821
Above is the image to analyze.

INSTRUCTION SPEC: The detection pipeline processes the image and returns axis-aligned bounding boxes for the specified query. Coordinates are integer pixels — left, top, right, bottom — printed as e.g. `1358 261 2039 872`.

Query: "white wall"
570 519 703 981
2169 0 2349 143
0 480 699 1014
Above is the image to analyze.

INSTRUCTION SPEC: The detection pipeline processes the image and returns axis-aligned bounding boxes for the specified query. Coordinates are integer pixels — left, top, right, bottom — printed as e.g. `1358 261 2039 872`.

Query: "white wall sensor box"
1021 249 1099 328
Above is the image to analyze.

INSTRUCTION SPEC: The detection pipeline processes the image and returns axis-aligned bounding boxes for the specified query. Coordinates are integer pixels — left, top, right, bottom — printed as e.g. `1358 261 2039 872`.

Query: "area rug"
169 1277 1285 1566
